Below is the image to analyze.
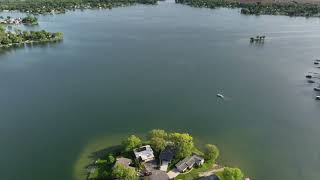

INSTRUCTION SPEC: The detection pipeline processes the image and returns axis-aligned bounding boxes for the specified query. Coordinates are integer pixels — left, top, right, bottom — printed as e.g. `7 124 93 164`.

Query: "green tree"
204 144 219 161
147 129 167 140
150 137 166 152
112 164 137 180
122 135 142 152
22 15 38 25
222 167 244 180
106 153 115 164
169 132 194 159
147 129 167 152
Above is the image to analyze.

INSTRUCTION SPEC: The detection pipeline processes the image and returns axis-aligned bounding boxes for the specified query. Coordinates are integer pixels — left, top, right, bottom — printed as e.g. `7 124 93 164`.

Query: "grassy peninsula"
0 0 158 14
175 0 320 17
86 129 245 180
0 26 63 48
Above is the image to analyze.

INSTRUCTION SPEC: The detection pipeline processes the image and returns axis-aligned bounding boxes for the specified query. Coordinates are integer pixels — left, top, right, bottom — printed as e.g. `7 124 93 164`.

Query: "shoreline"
0 38 63 49
81 130 245 180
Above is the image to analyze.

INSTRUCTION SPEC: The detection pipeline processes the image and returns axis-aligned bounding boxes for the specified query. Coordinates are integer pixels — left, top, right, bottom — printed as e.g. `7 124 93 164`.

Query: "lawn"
175 160 214 180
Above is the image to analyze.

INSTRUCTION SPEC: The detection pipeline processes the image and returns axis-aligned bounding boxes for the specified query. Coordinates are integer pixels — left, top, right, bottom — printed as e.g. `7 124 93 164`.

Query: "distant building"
133 145 155 162
114 157 132 168
159 146 175 171
175 155 204 172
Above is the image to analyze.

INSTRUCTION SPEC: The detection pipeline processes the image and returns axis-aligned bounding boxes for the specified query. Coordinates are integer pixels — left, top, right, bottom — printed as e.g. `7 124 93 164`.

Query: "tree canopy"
111 164 137 180
147 129 167 152
22 15 38 25
222 167 244 180
169 132 194 159
106 153 115 165
121 135 142 152
150 136 166 153
175 0 320 17
0 28 63 47
204 144 219 161
0 0 158 15
147 129 167 140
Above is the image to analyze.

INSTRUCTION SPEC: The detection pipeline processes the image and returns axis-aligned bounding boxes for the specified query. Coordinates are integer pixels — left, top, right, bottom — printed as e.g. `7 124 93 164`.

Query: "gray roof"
175 155 204 171
159 146 175 162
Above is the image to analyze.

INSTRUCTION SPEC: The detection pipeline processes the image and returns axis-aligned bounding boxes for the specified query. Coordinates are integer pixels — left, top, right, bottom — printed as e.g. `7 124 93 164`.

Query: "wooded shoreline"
176 0 320 17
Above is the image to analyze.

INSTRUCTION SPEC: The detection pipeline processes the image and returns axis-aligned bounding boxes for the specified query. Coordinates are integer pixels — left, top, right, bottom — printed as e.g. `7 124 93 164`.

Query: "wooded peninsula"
86 129 246 180
0 26 63 48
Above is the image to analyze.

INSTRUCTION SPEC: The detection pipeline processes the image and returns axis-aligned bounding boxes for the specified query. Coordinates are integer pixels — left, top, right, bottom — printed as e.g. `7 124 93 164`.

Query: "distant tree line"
175 0 320 17
0 0 158 14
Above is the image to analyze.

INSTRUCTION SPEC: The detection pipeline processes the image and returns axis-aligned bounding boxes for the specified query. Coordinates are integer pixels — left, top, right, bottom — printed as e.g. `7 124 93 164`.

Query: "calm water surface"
1 1 320 180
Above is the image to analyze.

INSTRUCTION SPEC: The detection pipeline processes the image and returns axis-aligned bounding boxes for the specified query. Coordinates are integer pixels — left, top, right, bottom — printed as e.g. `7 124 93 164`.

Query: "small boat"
306 75 312 78
314 62 319 65
316 96 320 100
216 94 224 98
314 87 320 91
308 80 315 83
315 59 320 62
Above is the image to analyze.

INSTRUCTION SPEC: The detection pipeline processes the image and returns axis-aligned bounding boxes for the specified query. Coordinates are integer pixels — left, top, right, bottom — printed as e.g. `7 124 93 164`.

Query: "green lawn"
175 160 214 180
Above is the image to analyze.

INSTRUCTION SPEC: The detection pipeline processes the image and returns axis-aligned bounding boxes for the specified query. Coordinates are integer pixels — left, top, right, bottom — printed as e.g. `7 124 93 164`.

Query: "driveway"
144 160 170 180
167 168 180 179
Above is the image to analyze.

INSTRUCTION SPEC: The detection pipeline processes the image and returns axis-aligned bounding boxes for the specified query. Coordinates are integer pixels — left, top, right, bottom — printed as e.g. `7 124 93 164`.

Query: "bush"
204 144 219 161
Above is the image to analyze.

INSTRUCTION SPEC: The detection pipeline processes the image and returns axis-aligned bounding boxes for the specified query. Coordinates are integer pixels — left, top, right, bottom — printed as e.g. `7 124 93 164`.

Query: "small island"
0 26 63 48
86 129 246 180
0 15 38 25
22 15 39 25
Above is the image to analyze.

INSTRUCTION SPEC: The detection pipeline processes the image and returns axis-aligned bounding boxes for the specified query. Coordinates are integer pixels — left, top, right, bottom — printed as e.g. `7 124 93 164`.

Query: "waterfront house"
133 145 155 162
159 146 175 171
175 155 204 172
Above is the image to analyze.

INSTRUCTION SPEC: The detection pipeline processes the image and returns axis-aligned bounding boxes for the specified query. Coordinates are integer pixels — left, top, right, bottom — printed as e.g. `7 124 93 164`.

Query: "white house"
133 145 155 162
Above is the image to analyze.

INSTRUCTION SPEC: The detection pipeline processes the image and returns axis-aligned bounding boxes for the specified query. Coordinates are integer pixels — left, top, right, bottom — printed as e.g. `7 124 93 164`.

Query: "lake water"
1 1 320 180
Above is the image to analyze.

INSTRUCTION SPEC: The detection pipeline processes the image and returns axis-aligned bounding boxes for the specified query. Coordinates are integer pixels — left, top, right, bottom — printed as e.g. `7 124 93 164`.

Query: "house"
114 157 132 168
175 155 204 172
159 146 175 171
133 145 155 162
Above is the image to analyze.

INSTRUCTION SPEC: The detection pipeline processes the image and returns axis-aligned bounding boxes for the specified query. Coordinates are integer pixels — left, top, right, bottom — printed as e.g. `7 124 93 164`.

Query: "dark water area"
1 2 320 180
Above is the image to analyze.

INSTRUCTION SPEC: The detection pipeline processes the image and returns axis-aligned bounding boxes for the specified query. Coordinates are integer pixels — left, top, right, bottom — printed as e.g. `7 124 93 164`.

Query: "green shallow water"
1 2 320 180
